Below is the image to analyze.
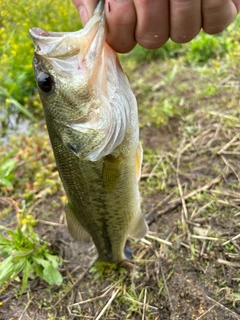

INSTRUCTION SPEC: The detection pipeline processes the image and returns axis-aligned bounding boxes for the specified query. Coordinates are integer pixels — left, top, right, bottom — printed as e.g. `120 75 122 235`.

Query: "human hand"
72 0 240 53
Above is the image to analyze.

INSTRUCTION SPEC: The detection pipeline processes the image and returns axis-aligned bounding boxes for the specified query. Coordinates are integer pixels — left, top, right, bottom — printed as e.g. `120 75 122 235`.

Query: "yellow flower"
21 218 27 225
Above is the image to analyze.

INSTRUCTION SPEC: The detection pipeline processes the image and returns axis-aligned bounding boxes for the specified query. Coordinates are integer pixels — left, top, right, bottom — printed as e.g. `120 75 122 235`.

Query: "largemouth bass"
29 1 148 262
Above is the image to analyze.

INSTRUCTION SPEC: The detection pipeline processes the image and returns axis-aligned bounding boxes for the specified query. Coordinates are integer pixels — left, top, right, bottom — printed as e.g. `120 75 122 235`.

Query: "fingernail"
79 6 88 26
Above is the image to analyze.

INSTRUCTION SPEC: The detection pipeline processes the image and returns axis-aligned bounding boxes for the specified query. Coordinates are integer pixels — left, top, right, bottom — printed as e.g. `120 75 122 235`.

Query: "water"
0 113 31 144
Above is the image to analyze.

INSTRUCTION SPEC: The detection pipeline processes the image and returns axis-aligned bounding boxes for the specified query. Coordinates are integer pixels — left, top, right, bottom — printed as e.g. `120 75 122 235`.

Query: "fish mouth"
29 1 106 77
29 27 81 59
29 28 65 38
29 0 105 60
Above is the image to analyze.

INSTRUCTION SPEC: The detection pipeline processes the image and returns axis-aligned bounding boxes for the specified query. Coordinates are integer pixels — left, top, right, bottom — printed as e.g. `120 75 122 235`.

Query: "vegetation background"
0 0 240 319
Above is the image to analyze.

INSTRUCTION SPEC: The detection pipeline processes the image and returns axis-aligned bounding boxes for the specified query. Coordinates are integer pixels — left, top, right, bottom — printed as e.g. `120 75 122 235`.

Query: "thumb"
72 0 98 25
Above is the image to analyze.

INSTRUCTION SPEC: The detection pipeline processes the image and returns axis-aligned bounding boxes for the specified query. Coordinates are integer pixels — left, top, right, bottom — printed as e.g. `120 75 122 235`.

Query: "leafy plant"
0 150 18 188
0 204 62 293
0 86 37 122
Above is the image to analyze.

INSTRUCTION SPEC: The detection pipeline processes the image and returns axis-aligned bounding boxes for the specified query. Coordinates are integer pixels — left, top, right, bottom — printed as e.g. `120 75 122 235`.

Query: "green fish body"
30 1 148 262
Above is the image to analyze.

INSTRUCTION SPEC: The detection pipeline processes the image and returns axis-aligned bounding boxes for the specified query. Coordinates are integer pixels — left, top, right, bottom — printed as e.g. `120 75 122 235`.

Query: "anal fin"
128 212 148 240
65 204 91 242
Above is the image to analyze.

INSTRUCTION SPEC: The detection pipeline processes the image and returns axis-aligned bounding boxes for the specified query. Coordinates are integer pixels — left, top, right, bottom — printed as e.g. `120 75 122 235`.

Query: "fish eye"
37 72 54 93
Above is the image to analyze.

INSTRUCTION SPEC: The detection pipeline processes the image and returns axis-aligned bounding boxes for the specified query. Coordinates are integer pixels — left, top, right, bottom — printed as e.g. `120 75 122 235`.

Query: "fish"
29 0 148 263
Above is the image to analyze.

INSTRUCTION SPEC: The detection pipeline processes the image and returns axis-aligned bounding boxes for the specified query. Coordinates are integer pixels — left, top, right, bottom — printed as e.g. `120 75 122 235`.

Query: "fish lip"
29 28 65 40
29 28 70 55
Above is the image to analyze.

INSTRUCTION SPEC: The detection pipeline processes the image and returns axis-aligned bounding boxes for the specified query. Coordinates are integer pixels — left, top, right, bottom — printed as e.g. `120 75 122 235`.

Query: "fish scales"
30 0 148 262
49 123 138 262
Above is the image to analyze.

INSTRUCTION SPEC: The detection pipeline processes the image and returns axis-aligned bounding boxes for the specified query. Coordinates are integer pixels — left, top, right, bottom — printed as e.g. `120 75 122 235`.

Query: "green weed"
0 202 62 293
0 150 18 189
0 131 62 199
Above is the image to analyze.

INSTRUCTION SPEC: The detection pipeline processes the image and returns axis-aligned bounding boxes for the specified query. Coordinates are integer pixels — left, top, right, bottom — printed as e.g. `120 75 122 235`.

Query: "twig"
205 296 240 320
147 155 161 180
36 219 65 227
207 122 222 147
26 187 53 216
94 288 120 320
177 176 188 222
54 268 89 307
146 189 177 218
69 294 107 307
145 234 172 246
217 258 240 268
142 287 147 320
177 128 213 155
180 242 200 254
146 175 223 225
191 201 214 220
159 258 172 309
222 233 240 246
221 155 240 181
124 296 158 310
0 197 20 215
195 297 224 320
218 133 240 154
19 295 32 320
191 235 219 241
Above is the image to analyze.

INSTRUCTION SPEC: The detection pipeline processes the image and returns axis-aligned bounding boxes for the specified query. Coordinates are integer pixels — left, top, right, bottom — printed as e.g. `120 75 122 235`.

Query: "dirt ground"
0 62 240 319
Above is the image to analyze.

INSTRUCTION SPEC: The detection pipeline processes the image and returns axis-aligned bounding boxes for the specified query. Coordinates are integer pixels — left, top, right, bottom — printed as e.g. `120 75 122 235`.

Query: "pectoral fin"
65 204 91 241
128 212 148 240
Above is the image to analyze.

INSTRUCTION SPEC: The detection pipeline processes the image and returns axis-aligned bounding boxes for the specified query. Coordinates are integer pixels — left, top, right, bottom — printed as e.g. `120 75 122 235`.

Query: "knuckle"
136 34 168 49
135 0 154 6
203 24 227 35
171 34 195 44
171 26 201 43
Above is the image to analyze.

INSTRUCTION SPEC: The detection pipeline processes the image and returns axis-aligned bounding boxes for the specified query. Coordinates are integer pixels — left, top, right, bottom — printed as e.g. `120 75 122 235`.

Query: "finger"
71 0 98 25
105 0 137 53
232 0 240 11
133 0 169 49
170 0 201 43
202 0 239 34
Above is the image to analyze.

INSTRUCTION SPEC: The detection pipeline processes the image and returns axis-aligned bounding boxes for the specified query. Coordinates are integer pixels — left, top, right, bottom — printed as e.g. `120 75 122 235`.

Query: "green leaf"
8 97 38 122
0 225 18 236
0 233 12 246
0 159 16 177
33 257 50 269
12 248 34 262
21 260 31 293
34 263 44 279
0 256 25 285
233 293 240 301
44 252 61 269
0 177 13 188
42 264 62 286
0 256 15 285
